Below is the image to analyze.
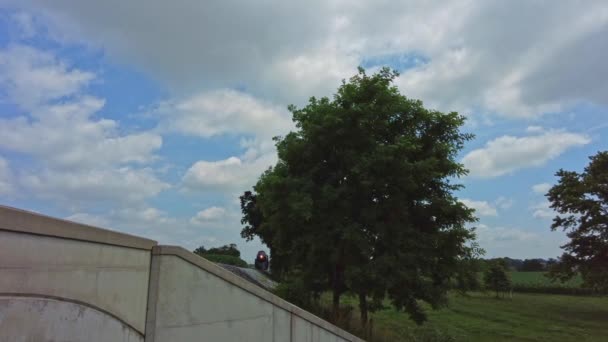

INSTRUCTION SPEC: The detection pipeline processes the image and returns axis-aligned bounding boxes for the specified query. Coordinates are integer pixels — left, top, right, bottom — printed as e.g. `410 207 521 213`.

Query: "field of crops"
509 271 582 287
506 271 600 295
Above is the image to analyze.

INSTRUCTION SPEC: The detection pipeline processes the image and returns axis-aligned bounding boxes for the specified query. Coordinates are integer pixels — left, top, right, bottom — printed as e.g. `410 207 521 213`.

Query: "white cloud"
190 206 227 224
9 1 608 116
0 96 162 169
182 153 275 193
526 126 545 133
65 213 110 227
532 201 555 220
0 45 167 206
3 2 606 263
0 45 94 110
462 130 590 178
0 157 14 196
21 167 169 205
495 197 514 210
160 89 292 194
475 223 565 258
157 89 293 140
461 198 498 217
476 224 537 243
532 183 552 195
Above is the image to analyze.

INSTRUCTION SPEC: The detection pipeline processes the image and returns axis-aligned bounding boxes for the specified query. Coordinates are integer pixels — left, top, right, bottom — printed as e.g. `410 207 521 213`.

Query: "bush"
274 277 315 309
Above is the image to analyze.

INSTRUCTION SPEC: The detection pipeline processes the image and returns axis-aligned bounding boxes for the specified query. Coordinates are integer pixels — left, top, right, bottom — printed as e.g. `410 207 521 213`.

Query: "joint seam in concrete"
290 312 294 342
144 249 162 342
160 314 272 329
0 292 145 337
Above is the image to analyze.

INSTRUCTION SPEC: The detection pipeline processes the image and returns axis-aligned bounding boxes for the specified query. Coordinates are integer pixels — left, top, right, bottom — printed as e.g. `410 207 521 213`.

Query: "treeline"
471 258 606 296
193 243 249 268
479 257 558 272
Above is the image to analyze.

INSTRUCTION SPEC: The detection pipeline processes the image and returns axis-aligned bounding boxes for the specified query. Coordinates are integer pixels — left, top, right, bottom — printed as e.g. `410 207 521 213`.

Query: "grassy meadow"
349 292 608 341
509 271 582 287
311 272 604 341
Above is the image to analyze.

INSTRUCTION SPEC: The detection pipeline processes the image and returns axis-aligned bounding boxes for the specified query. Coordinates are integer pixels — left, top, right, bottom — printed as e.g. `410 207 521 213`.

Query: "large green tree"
241 67 477 324
547 151 608 292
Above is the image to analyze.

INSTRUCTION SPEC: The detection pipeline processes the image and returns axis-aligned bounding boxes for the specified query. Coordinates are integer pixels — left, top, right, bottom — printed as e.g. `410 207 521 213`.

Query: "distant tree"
547 151 608 292
546 258 558 267
193 246 207 256
520 259 545 272
484 261 511 298
207 243 241 257
203 254 248 267
193 244 247 267
453 243 485 293
241 67 477 325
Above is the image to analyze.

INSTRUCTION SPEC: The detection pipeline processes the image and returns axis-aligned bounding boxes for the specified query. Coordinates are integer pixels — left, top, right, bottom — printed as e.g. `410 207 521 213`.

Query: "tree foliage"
241 67 477 324
193 243 242 258
201 243 241 258
202 254 249 267
484 261 512 298
453 243 485 293
547 151 608 292
520 259 546 272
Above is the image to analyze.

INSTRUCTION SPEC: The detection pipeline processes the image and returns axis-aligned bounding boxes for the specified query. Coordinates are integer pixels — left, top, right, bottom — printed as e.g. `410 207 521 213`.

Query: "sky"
0 1 606 262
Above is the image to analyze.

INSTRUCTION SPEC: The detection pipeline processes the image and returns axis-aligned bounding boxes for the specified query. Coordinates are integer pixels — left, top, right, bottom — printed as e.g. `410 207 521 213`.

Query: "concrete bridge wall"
0 206 363 342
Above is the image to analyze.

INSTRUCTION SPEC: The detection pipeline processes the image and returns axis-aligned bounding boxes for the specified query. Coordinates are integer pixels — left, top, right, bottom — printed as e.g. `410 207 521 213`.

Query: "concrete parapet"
0 206 363 342
147 245 364 342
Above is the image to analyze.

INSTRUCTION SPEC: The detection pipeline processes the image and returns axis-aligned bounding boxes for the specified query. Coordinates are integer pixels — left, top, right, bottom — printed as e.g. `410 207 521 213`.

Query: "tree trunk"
358 292 368 327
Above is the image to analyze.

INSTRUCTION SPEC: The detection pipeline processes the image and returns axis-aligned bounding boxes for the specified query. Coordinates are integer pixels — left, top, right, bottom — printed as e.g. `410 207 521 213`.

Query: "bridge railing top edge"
0 205 157 250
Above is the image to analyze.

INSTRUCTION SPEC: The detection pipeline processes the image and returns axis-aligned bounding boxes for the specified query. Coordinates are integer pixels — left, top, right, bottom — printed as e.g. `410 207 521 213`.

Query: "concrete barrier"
0 206 363 342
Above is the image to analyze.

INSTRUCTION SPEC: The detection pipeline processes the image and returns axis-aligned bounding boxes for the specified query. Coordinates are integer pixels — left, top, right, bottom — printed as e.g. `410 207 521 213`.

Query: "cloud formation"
9 0 606 117
461 198 498 217
0 157 14 195
0 45 167 206
191 206 227 224
462 130 590 178
532 201 555 220
532 183 552 195
1 1 606 261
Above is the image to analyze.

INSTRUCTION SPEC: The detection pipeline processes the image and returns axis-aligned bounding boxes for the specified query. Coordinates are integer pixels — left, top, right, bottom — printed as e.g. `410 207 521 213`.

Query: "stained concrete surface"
0 230 151 333
0 296 143 342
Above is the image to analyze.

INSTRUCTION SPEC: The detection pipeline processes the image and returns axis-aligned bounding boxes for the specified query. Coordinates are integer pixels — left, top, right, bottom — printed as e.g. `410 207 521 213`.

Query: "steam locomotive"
254 250 269 271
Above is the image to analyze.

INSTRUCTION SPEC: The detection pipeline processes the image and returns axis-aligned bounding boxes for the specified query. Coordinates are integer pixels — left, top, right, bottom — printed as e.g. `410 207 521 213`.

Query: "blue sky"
0 1 606 261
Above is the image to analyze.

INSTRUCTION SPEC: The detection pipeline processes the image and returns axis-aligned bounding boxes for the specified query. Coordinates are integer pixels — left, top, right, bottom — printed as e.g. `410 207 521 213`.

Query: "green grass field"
509 271 583 287
362 292 608 341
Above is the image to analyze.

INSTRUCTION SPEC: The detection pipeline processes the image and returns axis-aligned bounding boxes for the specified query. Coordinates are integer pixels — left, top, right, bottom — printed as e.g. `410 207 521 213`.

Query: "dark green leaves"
240 67 477 324
547 151 608 292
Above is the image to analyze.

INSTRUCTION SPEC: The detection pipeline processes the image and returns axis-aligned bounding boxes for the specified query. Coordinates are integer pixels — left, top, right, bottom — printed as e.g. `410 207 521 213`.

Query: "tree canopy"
484 260 511 298
520 259 546 272
241 67 477 324
193 243 247 267
547 151 608 292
